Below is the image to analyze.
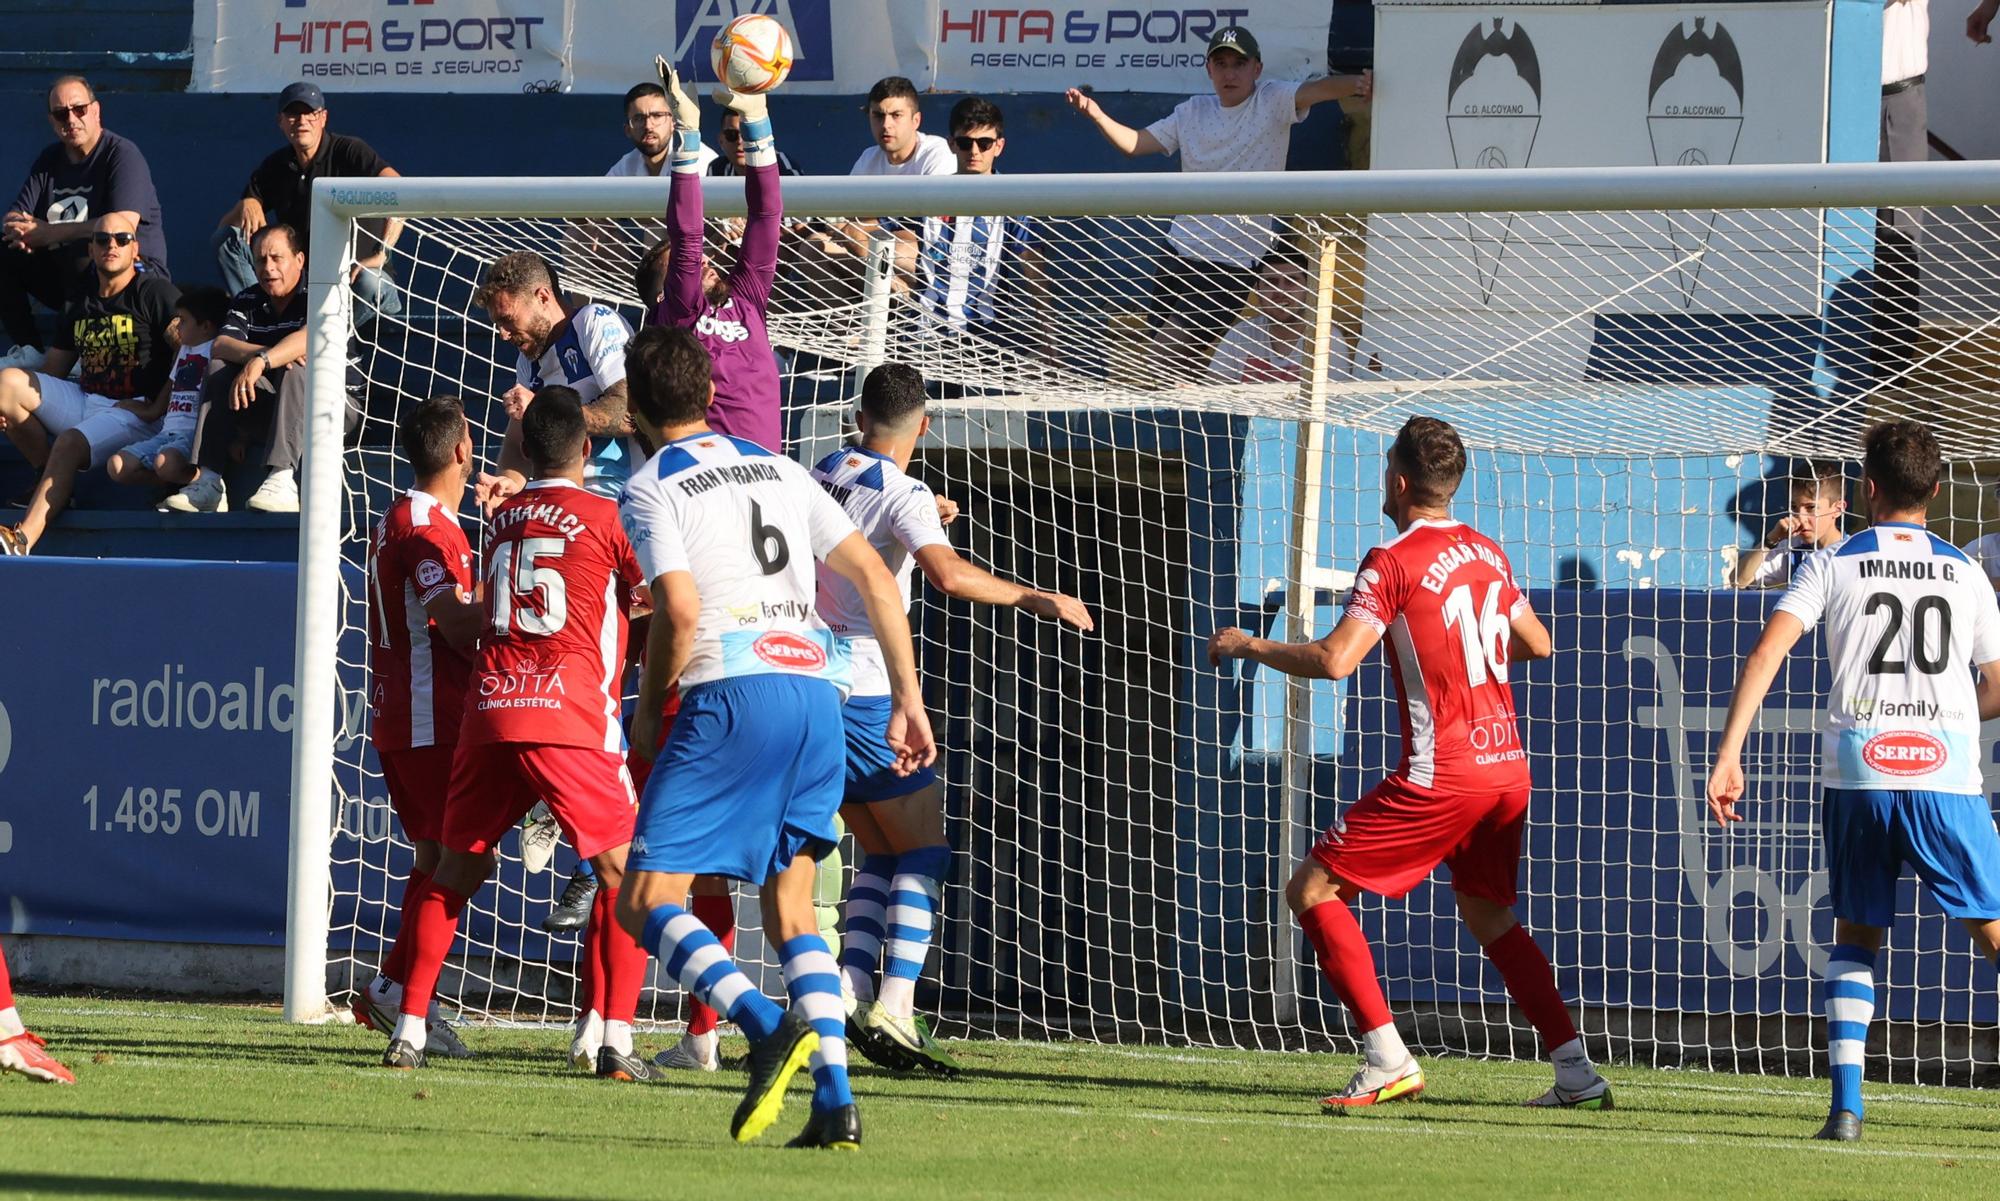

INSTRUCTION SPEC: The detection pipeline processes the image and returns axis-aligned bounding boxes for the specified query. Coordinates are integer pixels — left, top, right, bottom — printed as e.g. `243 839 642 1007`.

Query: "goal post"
292 162 2000 1080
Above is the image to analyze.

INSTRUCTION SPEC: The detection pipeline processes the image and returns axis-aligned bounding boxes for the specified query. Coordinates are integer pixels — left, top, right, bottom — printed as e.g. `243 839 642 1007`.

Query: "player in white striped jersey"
813 363 1093 1073
1708 420 2000 1143
615 327 935 1149
475 251 642 507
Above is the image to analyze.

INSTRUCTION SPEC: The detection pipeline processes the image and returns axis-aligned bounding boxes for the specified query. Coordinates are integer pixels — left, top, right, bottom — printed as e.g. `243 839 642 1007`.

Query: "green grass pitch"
2 995 1997 1199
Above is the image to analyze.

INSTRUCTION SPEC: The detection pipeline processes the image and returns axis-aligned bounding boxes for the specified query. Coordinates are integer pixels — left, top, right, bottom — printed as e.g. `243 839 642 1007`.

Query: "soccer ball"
711 14 795 95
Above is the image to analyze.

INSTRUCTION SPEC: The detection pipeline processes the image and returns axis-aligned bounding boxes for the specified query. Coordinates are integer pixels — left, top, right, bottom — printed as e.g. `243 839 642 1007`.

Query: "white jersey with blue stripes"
514 302 639 498
1777 522 2000 795
811 445 950 697
620 431 857 695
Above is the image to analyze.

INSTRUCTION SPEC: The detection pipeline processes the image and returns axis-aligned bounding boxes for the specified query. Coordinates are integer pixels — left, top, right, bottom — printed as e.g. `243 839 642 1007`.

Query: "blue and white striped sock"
643 903 783 1041
1825 944 1877 1119
782 934 852 1112
840 854 895 1002
877 845 950 1018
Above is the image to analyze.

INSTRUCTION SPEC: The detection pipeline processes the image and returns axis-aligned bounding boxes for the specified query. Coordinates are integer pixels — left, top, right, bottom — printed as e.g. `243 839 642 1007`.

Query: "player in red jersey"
1209 416 1611 1111
0 939 73 1084
353 395 483 1058
385 387 655 1080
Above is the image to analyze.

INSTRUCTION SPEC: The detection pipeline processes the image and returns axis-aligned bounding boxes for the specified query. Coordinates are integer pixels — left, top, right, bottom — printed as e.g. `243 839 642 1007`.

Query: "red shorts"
1309 776 1528 904
444 742 637 860
379 745 454 843
625 685 682 793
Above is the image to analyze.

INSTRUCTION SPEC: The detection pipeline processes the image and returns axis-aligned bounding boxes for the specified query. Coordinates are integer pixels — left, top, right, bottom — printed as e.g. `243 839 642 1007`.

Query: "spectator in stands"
164 224 313 515
1206 245 1311 384
710 108 801 177
850 76 956 176
1066 26 1370 384
107 285 229 501
609 81 717 177
1874 0 1925 371
0 76 168 370
838 77 956 268
905 97 1051 355
0 213 180 555
213 84 401 318
1731 462 1849 589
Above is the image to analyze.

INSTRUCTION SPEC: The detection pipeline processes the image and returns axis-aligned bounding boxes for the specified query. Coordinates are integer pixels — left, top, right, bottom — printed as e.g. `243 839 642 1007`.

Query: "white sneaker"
519 803 561 875
247 468 299 513
0 346 47 372
160 473 227 513
651 1031 720 1072
1525 1075 1614 1110
1319 1057 1426 1110
570 1010 604 1071
424 1018 475 1060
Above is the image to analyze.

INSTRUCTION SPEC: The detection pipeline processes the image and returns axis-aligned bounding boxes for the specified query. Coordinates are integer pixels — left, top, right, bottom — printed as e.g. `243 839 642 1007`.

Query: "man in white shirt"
849 77 956 177
606 81 717 178
1066 26 1370 385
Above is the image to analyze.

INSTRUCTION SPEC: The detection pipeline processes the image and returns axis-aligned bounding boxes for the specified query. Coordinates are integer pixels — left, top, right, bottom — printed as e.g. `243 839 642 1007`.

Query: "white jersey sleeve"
810 446 951 696
620 432 856 695
1776 524 1992 795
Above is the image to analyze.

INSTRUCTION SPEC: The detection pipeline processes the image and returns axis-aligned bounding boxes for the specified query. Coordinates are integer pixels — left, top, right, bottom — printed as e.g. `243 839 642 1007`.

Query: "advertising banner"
0 559 300 945
192 1 1335 95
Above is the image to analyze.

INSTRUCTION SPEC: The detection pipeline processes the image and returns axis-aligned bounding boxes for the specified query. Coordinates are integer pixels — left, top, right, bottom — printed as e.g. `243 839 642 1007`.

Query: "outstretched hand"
1705 757 1746 827
655 56 702 133
1064 87 1101 119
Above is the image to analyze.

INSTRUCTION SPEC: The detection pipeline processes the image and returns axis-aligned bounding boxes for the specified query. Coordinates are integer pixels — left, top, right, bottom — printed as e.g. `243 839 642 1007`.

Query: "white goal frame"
288 159 2000 1025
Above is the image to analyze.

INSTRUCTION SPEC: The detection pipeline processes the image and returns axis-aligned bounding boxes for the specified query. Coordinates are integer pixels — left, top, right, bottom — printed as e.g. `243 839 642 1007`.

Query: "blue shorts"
629 674 843 883
1822 789 2000 926
843 694 937 804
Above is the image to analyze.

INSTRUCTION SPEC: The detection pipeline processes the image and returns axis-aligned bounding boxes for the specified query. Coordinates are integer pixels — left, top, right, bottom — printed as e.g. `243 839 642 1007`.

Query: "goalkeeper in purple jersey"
649 63 783 454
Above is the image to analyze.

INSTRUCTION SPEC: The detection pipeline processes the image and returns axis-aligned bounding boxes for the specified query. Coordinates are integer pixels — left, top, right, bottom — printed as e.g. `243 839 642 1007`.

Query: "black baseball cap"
278 82 326 113
1207 25 1260 62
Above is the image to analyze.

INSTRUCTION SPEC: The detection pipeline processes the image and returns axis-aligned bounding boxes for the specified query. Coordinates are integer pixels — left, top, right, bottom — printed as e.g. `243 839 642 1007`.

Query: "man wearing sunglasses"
0 75 168 372
214 83 401 319
0 213 179 555
908 97 1052 358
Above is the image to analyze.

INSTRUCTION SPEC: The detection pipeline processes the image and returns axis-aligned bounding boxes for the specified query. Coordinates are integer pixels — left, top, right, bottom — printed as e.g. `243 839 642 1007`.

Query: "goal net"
294 164 2000 1084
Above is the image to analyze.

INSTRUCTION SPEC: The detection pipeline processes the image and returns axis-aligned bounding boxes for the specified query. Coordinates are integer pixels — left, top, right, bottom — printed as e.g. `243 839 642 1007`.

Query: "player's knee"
1454 892 1516 945
432 848 493 896
612 881 654 940
105 453 137 483
410 840 441 876
1285 862 1343 915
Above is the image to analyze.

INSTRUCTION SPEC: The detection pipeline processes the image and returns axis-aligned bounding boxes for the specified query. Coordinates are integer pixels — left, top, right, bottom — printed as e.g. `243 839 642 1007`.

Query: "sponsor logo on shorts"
752 631 827 672
1861 729 1947 777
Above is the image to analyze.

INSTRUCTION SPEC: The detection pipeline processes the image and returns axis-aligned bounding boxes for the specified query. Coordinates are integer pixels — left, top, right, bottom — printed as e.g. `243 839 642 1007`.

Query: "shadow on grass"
0 1174 559 1201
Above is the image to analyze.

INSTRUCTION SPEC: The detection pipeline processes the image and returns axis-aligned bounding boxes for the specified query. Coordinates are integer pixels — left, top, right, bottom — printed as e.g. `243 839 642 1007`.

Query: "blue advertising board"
0 559 298 945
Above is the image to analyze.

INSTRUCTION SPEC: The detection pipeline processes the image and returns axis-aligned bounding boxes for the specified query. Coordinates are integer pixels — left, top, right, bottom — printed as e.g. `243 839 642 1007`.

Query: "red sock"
684 890 736 1036
577 889 605 1019
0 938 14 1012
1483 923 1578 1052
380 867 432 986
594 887 647 1025
1299 899 1394 1032
398 878 470 1019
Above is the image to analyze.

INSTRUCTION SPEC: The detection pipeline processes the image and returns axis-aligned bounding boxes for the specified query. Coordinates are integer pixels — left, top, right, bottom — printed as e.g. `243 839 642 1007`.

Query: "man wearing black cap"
1066 26 1370 384
212 83 403 316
